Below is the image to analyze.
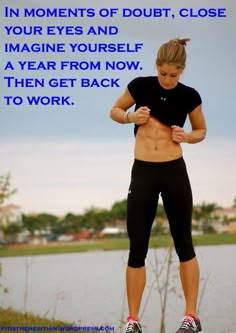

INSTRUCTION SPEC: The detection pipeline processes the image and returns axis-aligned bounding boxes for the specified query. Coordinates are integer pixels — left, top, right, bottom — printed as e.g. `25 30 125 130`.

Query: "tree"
82 207 112 231
3 223 23 242
60 213 82 233
193 202 217 234
37 213 59 233
111 199 127 220
232 198 236 208
0 173 19 234
0 173 17 207
22 214 41 236
0 173 15 295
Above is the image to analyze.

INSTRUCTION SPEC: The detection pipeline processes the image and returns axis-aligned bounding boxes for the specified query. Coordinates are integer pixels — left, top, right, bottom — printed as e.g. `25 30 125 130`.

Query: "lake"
0 244 236 333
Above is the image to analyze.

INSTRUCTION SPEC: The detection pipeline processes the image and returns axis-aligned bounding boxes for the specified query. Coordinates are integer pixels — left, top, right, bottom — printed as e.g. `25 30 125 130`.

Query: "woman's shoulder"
128 76 157 83
127 76 157 91
178 82 201 96
178 82 202 108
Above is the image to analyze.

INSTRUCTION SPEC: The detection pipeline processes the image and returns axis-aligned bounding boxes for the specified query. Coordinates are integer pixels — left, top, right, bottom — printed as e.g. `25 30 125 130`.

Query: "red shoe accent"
127 315 138 322
186 313 200 321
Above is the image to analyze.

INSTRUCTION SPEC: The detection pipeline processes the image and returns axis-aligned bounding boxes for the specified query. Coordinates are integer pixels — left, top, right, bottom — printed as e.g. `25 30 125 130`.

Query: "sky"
0 0 235 215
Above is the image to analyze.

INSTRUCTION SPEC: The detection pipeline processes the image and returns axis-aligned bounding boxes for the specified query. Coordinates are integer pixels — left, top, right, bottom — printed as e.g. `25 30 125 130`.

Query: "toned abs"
135 117 182 162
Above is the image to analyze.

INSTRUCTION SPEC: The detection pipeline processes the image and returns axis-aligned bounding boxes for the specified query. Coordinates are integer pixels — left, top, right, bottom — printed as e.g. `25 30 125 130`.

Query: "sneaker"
175 314 203 333
124 316 142 333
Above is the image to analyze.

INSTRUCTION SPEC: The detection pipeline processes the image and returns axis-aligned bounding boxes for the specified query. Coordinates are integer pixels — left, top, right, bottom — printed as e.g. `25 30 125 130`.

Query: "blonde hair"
156 38 190 69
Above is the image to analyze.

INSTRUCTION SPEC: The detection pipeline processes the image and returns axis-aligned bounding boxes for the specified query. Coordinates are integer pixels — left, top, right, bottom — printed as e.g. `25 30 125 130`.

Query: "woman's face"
157 63 183 89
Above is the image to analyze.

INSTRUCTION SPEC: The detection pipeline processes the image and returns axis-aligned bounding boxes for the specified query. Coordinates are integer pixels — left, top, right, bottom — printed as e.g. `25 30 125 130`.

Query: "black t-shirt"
127 76 202 135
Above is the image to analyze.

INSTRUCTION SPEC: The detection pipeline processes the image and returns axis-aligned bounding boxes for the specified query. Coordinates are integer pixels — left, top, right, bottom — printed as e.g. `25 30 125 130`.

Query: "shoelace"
180 316 196 329
125 320 142 332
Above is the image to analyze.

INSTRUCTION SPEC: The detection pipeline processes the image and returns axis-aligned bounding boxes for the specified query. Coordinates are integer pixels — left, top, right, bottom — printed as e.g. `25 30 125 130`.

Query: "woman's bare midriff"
134 117 183 162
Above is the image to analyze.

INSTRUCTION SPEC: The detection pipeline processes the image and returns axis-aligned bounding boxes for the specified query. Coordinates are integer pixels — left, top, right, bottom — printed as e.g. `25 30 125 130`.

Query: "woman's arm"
109 88 136 124
110 88 150 125
184 104 207 143
171 105 207 144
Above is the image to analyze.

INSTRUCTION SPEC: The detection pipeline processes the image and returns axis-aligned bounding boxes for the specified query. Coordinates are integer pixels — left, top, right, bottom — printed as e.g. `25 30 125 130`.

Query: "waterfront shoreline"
0 233 235 258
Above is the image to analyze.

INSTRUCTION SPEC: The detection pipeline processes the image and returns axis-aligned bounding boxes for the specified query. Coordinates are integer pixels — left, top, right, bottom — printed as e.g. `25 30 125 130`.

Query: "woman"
110 38 206 333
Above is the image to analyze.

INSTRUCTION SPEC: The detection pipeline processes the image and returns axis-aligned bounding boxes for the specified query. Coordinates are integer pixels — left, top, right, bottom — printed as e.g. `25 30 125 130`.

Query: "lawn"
0 233 235 258
0 307 116 332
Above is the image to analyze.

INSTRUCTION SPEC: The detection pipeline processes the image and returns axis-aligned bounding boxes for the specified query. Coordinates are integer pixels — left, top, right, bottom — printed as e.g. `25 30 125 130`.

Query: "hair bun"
169 38 191 46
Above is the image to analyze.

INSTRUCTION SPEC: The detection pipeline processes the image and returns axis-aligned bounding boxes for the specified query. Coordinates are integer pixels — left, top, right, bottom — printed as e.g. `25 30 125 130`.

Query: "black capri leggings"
127 157 195 268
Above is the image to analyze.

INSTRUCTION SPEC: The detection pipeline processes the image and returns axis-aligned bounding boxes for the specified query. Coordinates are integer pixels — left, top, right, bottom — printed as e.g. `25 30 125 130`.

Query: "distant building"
213 208 236 220
211 208 236 234
228 221 236 234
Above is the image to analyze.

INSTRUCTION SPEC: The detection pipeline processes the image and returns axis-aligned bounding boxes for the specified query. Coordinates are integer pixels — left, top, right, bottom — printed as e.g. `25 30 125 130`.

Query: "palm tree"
232 198 236 208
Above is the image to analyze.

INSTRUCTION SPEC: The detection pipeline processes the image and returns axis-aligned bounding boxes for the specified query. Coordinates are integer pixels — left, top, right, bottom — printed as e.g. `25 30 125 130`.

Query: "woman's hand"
171 125 185 143
129 106 150 125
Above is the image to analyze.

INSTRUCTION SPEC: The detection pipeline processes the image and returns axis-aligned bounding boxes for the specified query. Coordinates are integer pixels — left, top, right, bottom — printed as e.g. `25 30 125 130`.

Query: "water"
0 244 236 333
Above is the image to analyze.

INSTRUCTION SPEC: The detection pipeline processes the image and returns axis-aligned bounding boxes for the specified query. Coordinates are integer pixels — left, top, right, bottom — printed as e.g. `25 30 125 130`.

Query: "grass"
0 307 69 326
0 307 116 332
0 233 235 258
192 233 236 246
